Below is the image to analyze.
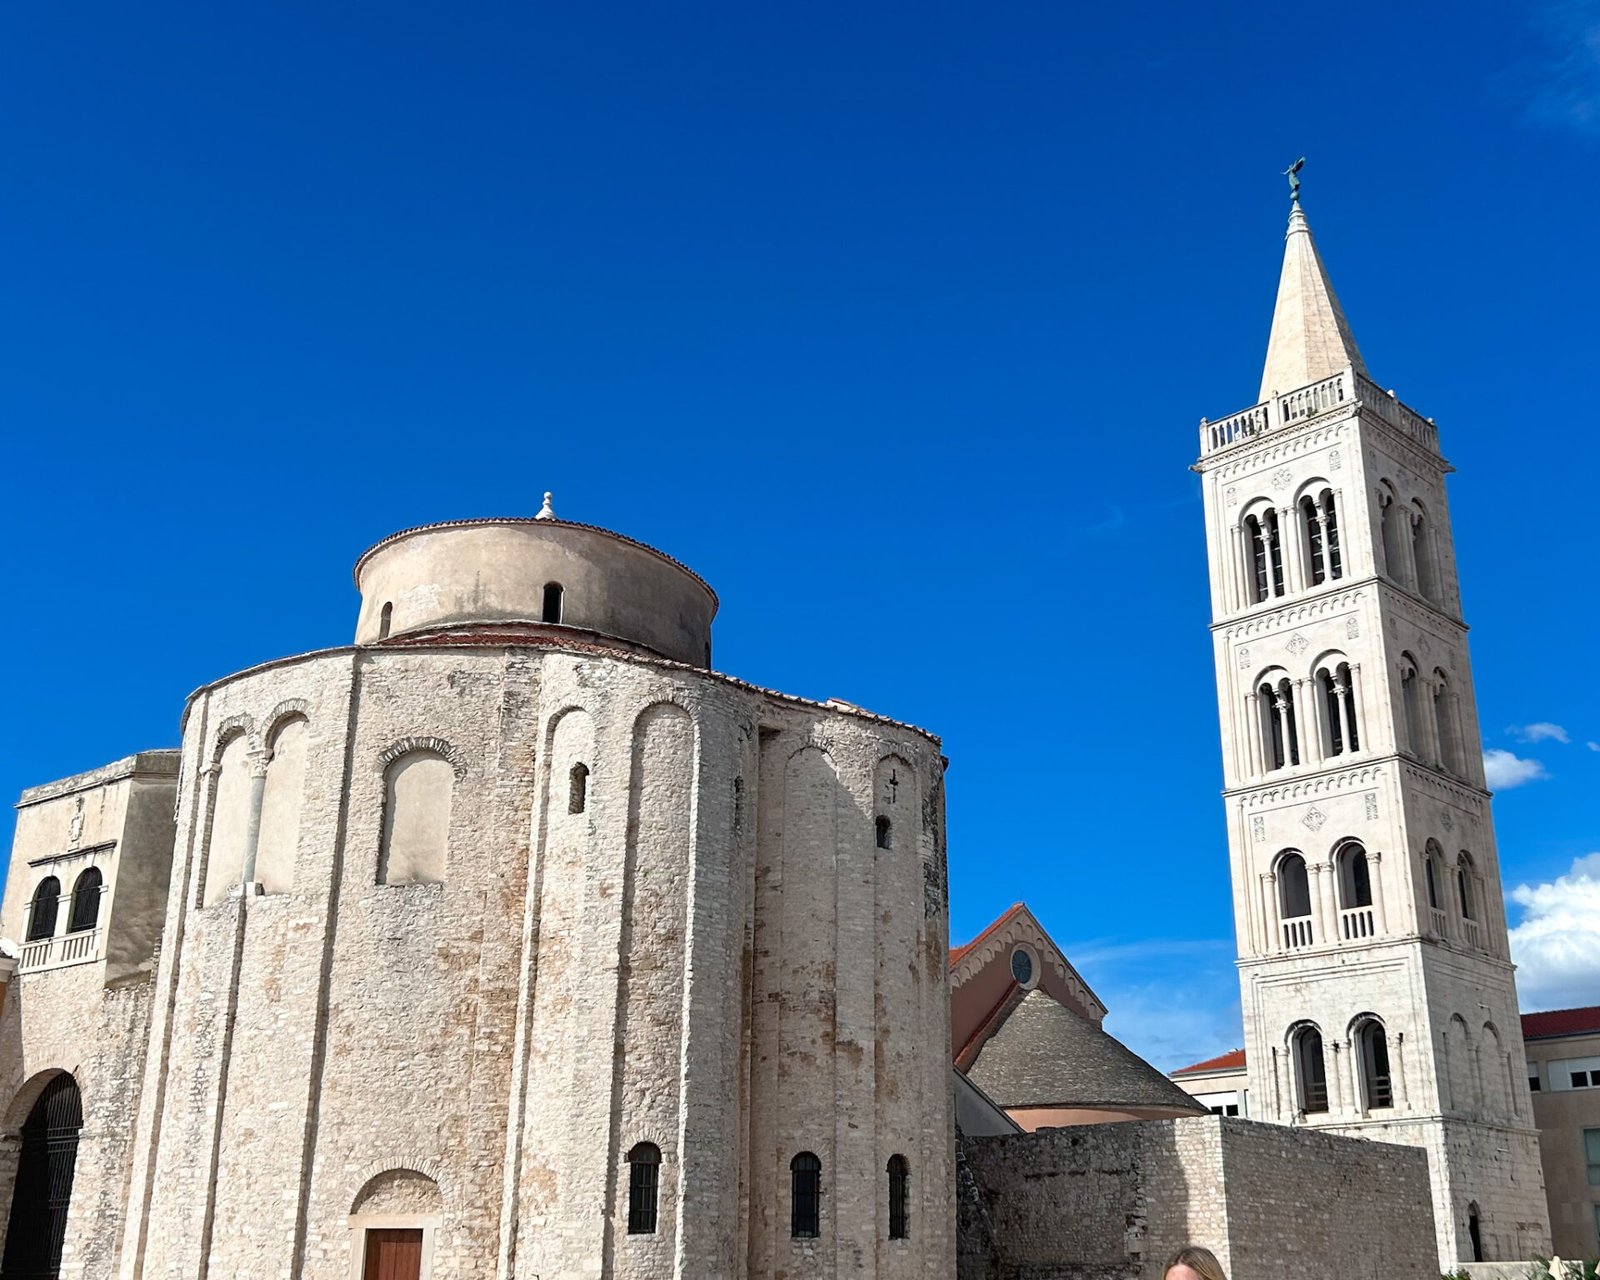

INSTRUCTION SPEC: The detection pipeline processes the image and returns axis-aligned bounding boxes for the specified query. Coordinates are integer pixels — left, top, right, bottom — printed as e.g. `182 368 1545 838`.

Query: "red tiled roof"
950 903 1027 967
1172 1048 1246 1076
1521 1006 1600 1040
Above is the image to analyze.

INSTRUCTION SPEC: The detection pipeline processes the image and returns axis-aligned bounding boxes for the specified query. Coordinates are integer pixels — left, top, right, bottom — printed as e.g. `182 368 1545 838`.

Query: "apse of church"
1193 188 1553 1269
0 509 955 1279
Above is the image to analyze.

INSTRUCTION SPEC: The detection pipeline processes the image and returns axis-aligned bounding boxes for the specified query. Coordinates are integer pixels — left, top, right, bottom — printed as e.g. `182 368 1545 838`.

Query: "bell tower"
1193 183 1551 1269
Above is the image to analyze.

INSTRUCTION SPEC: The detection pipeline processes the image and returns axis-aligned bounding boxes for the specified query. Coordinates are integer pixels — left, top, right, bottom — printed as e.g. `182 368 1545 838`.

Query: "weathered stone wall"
957 1116 1437 1280
74 636 952 1280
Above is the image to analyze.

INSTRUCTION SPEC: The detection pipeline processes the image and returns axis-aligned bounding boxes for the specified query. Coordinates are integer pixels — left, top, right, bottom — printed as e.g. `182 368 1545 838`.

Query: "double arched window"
1258 677 1300 771
1456 852 1477 922
1411 502 1438 601
1292 1024 1329 1115
26 877 61 942
1298 488 1344 585
1244 510 1285 602
790 1152 821 1238
1353 1017 1394 1110
1316 661 1360 757
1432 670 1462 775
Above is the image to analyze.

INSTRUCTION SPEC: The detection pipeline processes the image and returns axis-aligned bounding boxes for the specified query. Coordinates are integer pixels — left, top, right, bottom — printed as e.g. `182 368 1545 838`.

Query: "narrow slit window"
627 1142 660 1234
887 1155 910 1240
1265 509 1285 596
378 601 393 640
875 816 891 850
542 582 564 624
1246 516 1269 603
1322 492 1343 579
791 1152 821 1238
569 763 589 815
1302 496 1326 585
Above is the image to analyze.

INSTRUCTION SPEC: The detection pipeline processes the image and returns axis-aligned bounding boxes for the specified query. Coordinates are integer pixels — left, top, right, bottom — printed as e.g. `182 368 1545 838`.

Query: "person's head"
1163 1244 1226 1280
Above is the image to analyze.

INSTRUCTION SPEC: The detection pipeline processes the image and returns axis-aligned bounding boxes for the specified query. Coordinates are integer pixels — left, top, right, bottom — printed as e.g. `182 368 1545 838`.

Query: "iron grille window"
790 1152 821 1238
627 1143 660 1234
887 1155 910 1240
0 1073 83 1279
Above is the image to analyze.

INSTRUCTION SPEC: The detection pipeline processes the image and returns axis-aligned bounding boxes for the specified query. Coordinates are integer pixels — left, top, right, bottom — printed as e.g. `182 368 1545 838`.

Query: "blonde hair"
1163 1245 1226 1280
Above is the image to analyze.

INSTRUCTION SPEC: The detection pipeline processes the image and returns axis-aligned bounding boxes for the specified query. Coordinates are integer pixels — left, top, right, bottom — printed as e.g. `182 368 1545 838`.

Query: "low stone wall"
957 1115 1438 1280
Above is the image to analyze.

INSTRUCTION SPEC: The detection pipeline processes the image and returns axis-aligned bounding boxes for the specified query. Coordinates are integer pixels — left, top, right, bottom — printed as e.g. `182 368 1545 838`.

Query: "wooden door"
362 1228 423 1280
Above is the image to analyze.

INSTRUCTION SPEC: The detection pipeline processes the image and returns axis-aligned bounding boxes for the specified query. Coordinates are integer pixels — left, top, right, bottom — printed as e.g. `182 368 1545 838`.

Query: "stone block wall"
957 1116 1438 1280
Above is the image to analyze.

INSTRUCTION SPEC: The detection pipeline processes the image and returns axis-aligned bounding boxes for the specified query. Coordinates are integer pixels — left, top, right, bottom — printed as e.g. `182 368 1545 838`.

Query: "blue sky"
3 0 1598 1070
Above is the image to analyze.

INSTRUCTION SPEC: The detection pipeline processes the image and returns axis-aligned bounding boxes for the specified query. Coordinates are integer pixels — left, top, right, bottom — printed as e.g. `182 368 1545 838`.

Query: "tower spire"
1257 184 1367 405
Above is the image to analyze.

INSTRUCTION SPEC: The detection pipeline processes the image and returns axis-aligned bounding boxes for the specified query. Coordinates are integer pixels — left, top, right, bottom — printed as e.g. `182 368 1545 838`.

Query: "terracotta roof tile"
1171 1048 1247 1076
949 904 1027 967
1521 1006 1600 1040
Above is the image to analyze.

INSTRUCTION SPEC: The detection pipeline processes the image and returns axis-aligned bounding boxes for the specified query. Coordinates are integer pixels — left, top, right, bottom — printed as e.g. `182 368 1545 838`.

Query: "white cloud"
1513 722 1570 744
1589 741 1600 753
1523 2 1600 135
1510 854 1600 1010
1483 748 1549 789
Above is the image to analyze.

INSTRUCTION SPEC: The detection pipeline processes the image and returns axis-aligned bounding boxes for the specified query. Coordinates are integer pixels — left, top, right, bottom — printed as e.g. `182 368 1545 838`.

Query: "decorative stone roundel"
1301 805 1327 832
1287 633 1309 656
1271 467 1294 491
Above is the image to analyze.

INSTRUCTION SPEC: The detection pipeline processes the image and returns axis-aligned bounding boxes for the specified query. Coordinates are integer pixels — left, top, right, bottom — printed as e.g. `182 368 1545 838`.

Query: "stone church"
0 191 1561 1280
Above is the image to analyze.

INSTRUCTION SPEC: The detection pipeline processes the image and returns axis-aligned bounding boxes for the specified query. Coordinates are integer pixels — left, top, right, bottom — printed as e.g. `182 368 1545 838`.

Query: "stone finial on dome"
535 492 556 521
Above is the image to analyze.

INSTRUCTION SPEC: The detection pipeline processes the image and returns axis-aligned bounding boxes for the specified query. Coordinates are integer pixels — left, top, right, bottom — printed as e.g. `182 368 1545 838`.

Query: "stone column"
1243 693 1263 776
1332 677 1354 758
1369 850 1388 935
1292 679 1316 766
1261 872 1278 953
1280 505 1305 593
239 748 270 889
1311 862 1335 944
1350 662 1368 753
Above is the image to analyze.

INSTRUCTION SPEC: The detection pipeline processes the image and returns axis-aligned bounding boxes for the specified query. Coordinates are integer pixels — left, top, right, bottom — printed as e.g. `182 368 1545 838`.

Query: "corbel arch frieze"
1238 762 1387 808
1209 420 1351 482
1222 589 1367 641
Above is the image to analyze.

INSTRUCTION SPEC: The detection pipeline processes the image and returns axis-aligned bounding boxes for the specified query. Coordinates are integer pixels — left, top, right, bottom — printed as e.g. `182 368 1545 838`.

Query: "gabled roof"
1258 200 1368 405
1521 1006 1600 1040
966 989 1206 1114
949 902 1106 1022
1172 1048 1246 1077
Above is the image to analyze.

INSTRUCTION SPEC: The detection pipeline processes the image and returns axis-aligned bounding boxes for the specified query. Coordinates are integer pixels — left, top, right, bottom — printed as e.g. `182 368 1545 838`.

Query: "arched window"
569 762 589 814
378 749 454 885
1260 677 1299 771
67 868 103 934
256 714 309 895
1244 515 1269 604
790 1152 821 1238
1322 490 1343 580
202 730 254 906
1467 1203 1483 1263
1433 670 1460 774
1354 1018 1394 1109
1379 484 1405 583
26 877 61 942
1456 853 1477 921
627 1142 661 1234
1412 504 1437 601
0 1074 83 1278
1335 842 1372 909
1293 1025 1329 1114
1317 661 1359 757
886 1154 910 1241
875 816 892 850
1277 852 1312 948
1264 509 1284 597
378 601 393 640
542 582 564 624
1400 658 1422 756
1300 495 1326 586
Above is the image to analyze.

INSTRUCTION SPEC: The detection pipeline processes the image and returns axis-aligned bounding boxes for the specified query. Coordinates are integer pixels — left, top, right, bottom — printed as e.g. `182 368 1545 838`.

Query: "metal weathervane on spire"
1284 156 1306 203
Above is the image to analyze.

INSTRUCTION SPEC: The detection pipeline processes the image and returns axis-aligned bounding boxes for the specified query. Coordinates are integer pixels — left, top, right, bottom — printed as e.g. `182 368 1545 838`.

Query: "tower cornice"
1210 574 1471 637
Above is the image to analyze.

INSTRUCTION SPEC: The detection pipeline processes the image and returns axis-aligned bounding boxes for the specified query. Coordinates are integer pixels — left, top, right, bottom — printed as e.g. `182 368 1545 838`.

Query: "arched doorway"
0 1074 84 1279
